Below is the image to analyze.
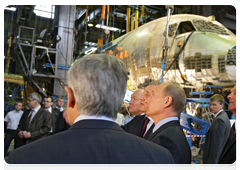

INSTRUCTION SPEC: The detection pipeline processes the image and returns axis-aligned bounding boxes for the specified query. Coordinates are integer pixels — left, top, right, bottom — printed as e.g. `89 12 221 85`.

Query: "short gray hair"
162 82 186 116
28 92 42 103
68 54 128 119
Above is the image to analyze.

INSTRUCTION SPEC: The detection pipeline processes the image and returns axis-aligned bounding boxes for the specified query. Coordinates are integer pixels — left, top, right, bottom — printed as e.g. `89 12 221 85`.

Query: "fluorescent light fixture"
95 24 119 32
88 23 94 27
34 5 55 19
85 47 98 55
5 7 16 11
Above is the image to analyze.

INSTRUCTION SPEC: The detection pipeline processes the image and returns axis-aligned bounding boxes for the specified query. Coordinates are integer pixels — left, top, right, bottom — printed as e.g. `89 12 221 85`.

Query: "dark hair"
44 96 54 102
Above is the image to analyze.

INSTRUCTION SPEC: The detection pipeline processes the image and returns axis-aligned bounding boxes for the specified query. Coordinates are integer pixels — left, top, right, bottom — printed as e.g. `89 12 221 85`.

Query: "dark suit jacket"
17 107 52 144
121 115 145 136
55 111 71 133
147 120 191 164
50 107 61 133
8 119 174 164
218 133 236 164
203 111 231 164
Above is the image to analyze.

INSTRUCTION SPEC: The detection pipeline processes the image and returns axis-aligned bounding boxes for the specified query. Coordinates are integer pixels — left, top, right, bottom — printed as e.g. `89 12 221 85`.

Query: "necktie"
143 123 155 139
140 117 150 137
229 123 235 140
25 110 33 130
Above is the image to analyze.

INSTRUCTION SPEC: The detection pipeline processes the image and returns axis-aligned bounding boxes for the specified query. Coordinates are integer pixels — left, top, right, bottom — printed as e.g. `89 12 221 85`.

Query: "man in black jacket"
145 82 191 164
43 96 61 134
17 92 52 145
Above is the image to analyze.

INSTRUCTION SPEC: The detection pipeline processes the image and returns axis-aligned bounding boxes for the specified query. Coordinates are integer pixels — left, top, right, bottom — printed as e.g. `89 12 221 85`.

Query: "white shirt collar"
32 105 41 113
46 107 52 113
214 109 224 118
74 114 115 124
56 106 63 112
152 117 179 133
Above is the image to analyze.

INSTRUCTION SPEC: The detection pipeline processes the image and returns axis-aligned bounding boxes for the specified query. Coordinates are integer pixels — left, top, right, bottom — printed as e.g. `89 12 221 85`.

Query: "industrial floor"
4 140 14 163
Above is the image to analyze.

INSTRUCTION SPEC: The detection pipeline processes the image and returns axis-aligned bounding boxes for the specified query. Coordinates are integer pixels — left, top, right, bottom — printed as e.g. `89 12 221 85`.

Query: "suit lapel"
30 108 43 125
143 124 154 139
225 129 238 151
148 120 180 140
208 111 226 132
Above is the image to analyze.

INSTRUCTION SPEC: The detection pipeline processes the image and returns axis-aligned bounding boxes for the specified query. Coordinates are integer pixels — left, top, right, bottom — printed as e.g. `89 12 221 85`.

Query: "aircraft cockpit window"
167 23 178 37
176 21 195 36
193 20 230 35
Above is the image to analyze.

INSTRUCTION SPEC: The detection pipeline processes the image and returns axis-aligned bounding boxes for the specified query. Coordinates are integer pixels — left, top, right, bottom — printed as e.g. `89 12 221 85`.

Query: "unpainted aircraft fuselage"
96 14 236 90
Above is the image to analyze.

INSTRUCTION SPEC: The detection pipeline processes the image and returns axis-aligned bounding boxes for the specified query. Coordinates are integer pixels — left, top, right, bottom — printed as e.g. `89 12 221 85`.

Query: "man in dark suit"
55 109 71 133
145 82 191 164
219 86 236 164
43 96 60 134
8 54 174 164
203 94 231 164
122 82 160 138
17 92 52 145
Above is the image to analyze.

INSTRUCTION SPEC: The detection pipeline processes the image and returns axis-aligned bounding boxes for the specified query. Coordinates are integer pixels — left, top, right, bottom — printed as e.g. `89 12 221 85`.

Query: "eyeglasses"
27 99 35 102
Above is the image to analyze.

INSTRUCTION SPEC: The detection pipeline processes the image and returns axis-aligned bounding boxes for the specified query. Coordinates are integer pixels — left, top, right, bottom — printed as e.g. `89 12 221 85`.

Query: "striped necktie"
140 117 150 137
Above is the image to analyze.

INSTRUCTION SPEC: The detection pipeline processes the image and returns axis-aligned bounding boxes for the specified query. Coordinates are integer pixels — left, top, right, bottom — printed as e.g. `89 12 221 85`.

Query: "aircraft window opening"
218 55 226 73
166 23 178 37
185 54 212 72
192 20 229 35
176 21 196 36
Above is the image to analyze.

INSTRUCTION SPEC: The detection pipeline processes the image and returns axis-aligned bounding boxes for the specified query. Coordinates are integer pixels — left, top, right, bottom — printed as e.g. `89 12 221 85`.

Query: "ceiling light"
85 47 98 55
95 24 119 32
88 23 94 27
5 7 16 11
32 69 37 74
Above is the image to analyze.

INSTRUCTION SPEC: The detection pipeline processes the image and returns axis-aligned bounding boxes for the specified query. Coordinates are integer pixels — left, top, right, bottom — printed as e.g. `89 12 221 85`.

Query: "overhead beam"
76 6 101 30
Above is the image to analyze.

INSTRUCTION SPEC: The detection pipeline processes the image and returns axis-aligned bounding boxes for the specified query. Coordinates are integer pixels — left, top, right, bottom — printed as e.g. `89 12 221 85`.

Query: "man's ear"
65 86 79 125
65 86 75 108
164 96 173 108
220 103 224 109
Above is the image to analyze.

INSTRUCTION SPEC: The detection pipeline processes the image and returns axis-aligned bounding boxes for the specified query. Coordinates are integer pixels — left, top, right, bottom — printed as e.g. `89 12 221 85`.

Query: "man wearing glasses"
17 92 52 146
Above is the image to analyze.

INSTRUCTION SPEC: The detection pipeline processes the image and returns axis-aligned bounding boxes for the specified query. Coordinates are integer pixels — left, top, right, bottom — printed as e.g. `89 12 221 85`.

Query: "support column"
53 5 76 97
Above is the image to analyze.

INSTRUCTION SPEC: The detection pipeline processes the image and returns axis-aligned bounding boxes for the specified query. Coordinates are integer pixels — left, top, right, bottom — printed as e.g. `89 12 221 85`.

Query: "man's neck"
32 103 40 109
153 111 178 125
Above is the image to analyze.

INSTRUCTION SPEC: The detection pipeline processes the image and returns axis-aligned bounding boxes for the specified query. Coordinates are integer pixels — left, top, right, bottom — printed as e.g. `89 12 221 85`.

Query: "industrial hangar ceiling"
4 5 236 59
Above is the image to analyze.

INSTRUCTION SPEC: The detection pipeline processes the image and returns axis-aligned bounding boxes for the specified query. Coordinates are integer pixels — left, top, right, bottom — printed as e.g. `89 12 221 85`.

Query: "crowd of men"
4 96 68 156
5 54 236 164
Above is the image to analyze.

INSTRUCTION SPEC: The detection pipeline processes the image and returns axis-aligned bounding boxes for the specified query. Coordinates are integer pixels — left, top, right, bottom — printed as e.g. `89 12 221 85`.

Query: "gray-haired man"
8 54 173 164
17 92 52 146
